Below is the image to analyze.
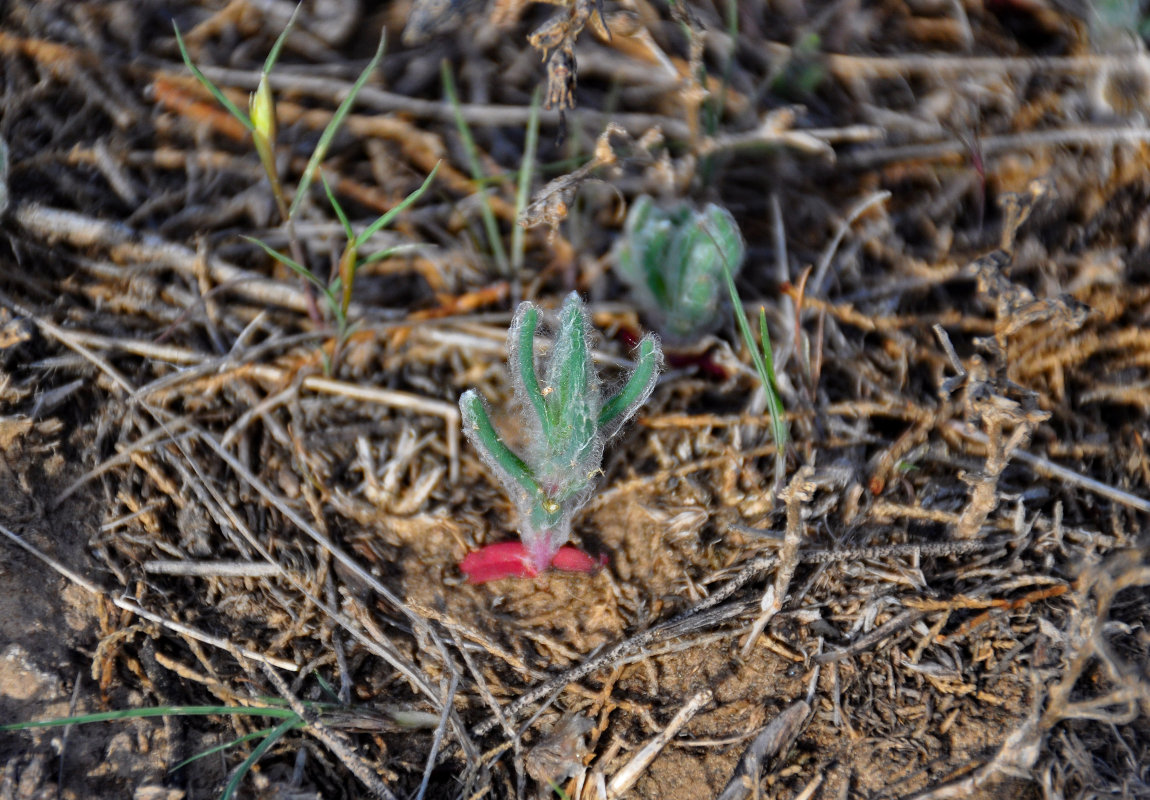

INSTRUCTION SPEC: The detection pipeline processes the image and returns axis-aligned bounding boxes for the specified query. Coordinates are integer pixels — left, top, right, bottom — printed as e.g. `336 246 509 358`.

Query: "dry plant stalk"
526 0 611 125
947 181 1089 539
524 713 595 789
968 181 1090 352
604 687 713 799
716 700 811 800
919 551 1150 799
954 384 1049 539
518 122 628 236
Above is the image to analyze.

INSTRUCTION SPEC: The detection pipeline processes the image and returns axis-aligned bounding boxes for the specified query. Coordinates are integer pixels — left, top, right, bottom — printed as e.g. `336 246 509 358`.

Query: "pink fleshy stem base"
460 541 608 584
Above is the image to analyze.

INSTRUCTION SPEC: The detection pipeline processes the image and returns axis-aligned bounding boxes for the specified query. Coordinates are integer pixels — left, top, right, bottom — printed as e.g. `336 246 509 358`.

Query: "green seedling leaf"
173 24 254 134
615 197 744 343
289 30 387 219
511 304 553 446
460 390 541 497
540 296 600 501
546 295 595 437
354 161 441 247
599 334 660 433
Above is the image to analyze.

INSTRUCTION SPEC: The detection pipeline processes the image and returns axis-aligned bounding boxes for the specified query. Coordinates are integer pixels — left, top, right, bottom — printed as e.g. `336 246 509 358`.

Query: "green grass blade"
288 31 387 219
359 243 423 265
1 704 299 732
718 250 767 379
353 162 441 247
312 672 337 698
759 307 788 454
511 87 542 274
262 2 304 75
173 25 254 134
221 717 299 800
441 61 510 276
757 307 780 393
170 726 284 772
0 137 9 216
323 174 355 242
548 779 573 800
718 242 787 483
242 235 322 290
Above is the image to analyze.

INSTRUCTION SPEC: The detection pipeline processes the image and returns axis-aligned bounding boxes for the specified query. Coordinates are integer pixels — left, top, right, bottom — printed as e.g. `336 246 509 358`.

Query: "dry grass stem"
605 687 713 799
716 700 810 800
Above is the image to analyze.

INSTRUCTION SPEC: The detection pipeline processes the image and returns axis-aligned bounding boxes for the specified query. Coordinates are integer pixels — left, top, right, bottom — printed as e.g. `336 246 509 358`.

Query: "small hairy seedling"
614 195 746 344
459 293 662 582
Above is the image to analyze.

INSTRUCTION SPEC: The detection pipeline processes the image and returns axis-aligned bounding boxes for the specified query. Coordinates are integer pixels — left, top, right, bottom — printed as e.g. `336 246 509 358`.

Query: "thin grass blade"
289 31 387 219
221 717 300 800
511 87 542 274
359 243 424 265
718 251 788 487
261 2 304 75
170 726 282 772
1 704 299 732
323 174 355 241
173 25 254 134
242 236 323 291
759 307 788 455
354 162 441 246
441 61 510 275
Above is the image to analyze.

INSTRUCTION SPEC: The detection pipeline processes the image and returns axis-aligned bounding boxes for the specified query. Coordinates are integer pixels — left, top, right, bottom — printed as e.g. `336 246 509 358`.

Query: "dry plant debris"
0 1 1149 799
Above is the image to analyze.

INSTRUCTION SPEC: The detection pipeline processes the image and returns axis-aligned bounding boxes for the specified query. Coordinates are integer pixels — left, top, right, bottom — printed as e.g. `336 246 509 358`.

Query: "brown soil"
2 1 1149 799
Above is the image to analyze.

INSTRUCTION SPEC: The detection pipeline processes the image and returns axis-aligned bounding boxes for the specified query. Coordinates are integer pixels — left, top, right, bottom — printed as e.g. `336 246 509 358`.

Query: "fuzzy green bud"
614 196 746 344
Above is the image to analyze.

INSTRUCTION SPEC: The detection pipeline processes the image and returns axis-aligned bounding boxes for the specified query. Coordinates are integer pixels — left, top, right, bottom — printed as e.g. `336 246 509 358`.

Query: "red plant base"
460 541 608 584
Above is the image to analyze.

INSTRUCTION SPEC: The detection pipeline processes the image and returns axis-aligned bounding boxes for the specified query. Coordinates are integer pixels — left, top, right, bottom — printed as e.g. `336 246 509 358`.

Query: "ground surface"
1 1 1150 799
